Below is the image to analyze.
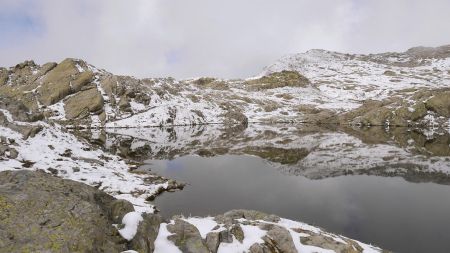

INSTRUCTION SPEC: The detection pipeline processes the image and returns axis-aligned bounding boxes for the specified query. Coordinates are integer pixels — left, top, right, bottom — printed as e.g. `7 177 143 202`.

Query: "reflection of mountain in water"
73 124 450 184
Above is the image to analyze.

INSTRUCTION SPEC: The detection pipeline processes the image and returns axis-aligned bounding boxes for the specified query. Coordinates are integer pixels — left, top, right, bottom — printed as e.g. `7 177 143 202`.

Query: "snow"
2 47 448 253
0 122 170 214
154 223 182 253
26 47 448 129
217 224 266 253
75 63 84 72
183 217 218 238
118 212 143 240
47 101 66 120
150 216 382 253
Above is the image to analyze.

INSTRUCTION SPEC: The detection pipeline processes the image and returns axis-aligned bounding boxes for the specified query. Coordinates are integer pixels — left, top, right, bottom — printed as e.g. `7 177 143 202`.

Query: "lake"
79 124 450 253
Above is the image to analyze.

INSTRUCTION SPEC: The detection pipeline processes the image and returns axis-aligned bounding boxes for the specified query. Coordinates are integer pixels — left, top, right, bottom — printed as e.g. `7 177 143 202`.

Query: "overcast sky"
1 0 449 78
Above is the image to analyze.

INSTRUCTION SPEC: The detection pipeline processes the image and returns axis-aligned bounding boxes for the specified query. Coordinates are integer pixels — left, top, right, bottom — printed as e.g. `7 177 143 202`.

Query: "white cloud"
0 0 449 78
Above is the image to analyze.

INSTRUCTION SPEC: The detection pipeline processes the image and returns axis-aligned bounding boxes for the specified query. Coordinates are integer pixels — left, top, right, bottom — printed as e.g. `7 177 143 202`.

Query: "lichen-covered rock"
118 95 132 112
205 232 221 253
425 91 450 117
130 213 163 253
215 209 280 226
110 199 135 224
72 71 94 92
260 224 297 253
0 170 128 253
64 87 104 119
230 224 244 243
38 58 80 106
193 77 229 90
167 219 210 253
246 70 310 90
38 59 91 106
300 232 363 253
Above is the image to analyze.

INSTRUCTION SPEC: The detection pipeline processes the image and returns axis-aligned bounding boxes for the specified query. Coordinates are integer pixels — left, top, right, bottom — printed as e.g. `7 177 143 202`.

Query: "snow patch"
118 212 143 241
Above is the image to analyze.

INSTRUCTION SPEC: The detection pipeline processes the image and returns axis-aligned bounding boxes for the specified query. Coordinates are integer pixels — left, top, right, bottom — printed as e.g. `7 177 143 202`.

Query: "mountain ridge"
1 44 449 132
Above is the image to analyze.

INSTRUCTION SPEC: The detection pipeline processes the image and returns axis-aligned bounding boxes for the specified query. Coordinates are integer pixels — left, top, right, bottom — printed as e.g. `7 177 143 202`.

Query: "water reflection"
145 155 450 253
71 124 450 252
74 124 450 184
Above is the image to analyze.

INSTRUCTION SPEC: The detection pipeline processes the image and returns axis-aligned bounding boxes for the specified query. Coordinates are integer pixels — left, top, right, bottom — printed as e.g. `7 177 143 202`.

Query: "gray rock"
425 91 450 117
0 170 129 253
262 225 297 253
118 95 132 112
205 232 221 253
249 243 268 253
231 224 244 243
300 233 364 253
167 219 209 253
64 88 104 119
7 148 18 159
130 213 163 253
218 209 280 224
110 199 135 224
219 229 233 243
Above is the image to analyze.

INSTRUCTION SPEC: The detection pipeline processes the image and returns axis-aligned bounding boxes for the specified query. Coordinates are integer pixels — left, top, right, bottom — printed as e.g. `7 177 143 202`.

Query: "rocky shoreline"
0 170 383 253
2 45 450 252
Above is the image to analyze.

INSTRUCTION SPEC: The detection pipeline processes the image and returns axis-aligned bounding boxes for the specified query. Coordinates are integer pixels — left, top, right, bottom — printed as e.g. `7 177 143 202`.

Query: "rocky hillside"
0 45 449 131
2 45 449 252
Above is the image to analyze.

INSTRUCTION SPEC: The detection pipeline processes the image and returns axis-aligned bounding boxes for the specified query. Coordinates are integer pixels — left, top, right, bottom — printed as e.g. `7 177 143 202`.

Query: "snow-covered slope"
2 45 450 130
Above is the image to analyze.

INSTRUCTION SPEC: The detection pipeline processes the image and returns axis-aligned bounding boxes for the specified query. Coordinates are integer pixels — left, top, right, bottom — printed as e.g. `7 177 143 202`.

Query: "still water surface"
77 124 450 253
145 155 450 253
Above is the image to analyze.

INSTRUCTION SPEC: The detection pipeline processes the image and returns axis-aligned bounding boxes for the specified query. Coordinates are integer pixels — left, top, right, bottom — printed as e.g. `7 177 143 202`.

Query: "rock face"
425 91 450 117
167 219 210 253
38 59 91 106
0 170 129 253
130 213 163 253
64 87 104 119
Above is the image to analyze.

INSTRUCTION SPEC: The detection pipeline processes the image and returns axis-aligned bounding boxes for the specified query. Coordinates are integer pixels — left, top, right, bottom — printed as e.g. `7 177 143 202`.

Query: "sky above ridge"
1 0 449 79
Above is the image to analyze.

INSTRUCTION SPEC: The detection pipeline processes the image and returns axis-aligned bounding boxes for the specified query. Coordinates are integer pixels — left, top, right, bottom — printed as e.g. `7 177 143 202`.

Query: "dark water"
146 155 450 253
75 124 450 253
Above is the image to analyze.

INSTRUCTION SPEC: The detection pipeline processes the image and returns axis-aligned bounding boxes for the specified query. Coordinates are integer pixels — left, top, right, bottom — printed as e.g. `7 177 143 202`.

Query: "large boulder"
260 224 297 253
38 59 92 106
130 213 163 253
64 87 104 119
425 91 450 117
0 170 129 253
167 219 210 253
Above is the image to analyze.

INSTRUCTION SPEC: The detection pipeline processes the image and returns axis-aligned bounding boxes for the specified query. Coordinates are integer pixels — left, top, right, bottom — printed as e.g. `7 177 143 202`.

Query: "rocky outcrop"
167 219 210 253
131 213 163 253
159 210 383 253
38 58 89 106
425 90 450 117
246 70 310 90
64 87 104 119
0 170 385 253
0 170 129 252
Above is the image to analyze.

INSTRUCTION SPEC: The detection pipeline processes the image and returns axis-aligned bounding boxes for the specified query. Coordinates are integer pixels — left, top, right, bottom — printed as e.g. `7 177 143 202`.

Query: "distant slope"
0 45 449 132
